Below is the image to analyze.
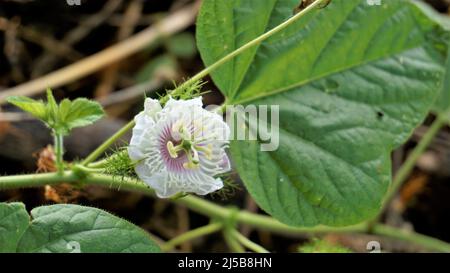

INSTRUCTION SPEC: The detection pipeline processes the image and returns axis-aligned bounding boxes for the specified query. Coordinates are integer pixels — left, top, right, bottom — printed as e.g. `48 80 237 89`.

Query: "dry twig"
0 2 199 104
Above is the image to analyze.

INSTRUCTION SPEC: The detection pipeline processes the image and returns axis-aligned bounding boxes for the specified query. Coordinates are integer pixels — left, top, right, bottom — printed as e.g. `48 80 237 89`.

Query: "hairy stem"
161 222 223 252
373 224 450 253
0 171 449 252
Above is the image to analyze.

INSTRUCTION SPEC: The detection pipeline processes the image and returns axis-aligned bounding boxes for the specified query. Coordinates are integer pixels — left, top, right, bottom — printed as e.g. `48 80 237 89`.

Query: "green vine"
0 170 449 252
1 0 450 253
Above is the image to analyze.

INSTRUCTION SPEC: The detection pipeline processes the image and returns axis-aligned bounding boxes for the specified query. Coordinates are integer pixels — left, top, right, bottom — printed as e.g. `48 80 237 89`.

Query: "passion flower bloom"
128 97 231 198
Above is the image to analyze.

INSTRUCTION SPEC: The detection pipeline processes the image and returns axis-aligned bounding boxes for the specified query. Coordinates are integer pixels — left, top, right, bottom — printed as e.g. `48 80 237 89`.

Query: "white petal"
129 122 157 161
190 176 223 196
165 96 203 111
144 98 162 118
134 162 155 181
219 153 231 173
128 145 143 161
141 173 180 198
132 112 154 142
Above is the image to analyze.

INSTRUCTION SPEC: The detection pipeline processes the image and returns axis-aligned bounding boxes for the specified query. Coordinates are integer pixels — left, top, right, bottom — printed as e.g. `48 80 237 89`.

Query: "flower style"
128 97 231 198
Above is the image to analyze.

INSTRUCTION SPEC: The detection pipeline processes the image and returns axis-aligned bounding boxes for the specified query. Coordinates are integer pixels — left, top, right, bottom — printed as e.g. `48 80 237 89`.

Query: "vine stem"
223 229 245 253
81 120 135 166
161 222 223 252
229 229 269 253
0 171 449 252
53 133 64 175
177 0 326 92
372 224 450 253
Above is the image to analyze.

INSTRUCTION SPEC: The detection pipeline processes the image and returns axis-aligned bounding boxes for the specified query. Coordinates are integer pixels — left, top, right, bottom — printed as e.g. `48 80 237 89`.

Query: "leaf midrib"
229 41 434 106
228 3 438 105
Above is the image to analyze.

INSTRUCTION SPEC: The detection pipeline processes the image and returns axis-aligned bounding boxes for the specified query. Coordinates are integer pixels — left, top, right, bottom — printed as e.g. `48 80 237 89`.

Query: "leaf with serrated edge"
62 98 104 130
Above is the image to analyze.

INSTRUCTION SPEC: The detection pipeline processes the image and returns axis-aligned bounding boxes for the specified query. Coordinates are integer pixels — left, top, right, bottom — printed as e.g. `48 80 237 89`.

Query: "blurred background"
0 0 449 252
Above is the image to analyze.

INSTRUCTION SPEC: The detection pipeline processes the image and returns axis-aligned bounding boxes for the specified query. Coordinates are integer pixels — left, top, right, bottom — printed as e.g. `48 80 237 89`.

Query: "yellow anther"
195 144 213 160
167 141 180 158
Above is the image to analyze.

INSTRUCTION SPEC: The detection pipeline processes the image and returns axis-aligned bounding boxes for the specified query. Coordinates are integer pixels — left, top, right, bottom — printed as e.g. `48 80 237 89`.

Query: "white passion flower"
128 97 231 198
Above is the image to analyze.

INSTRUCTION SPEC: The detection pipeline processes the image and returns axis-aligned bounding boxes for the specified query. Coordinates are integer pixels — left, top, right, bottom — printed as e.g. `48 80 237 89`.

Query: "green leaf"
60 98 105 132
433 50 450 113
7 89 104 135
197 0 449 226
58 99 73 120
422 3 450 114
16 204 160 253
6 96 47 120
46 88 59 119
0 202 29 253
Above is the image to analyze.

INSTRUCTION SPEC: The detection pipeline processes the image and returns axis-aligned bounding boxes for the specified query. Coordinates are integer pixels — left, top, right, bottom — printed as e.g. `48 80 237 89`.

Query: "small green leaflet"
6 96 47 120
7 89 104 135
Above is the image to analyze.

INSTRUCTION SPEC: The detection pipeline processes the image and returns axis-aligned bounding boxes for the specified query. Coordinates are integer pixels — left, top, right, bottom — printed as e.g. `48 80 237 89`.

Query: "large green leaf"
197 0 449 226
421 3 450 114
433 50 450 113
0 203 29 252
15 204 160 253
